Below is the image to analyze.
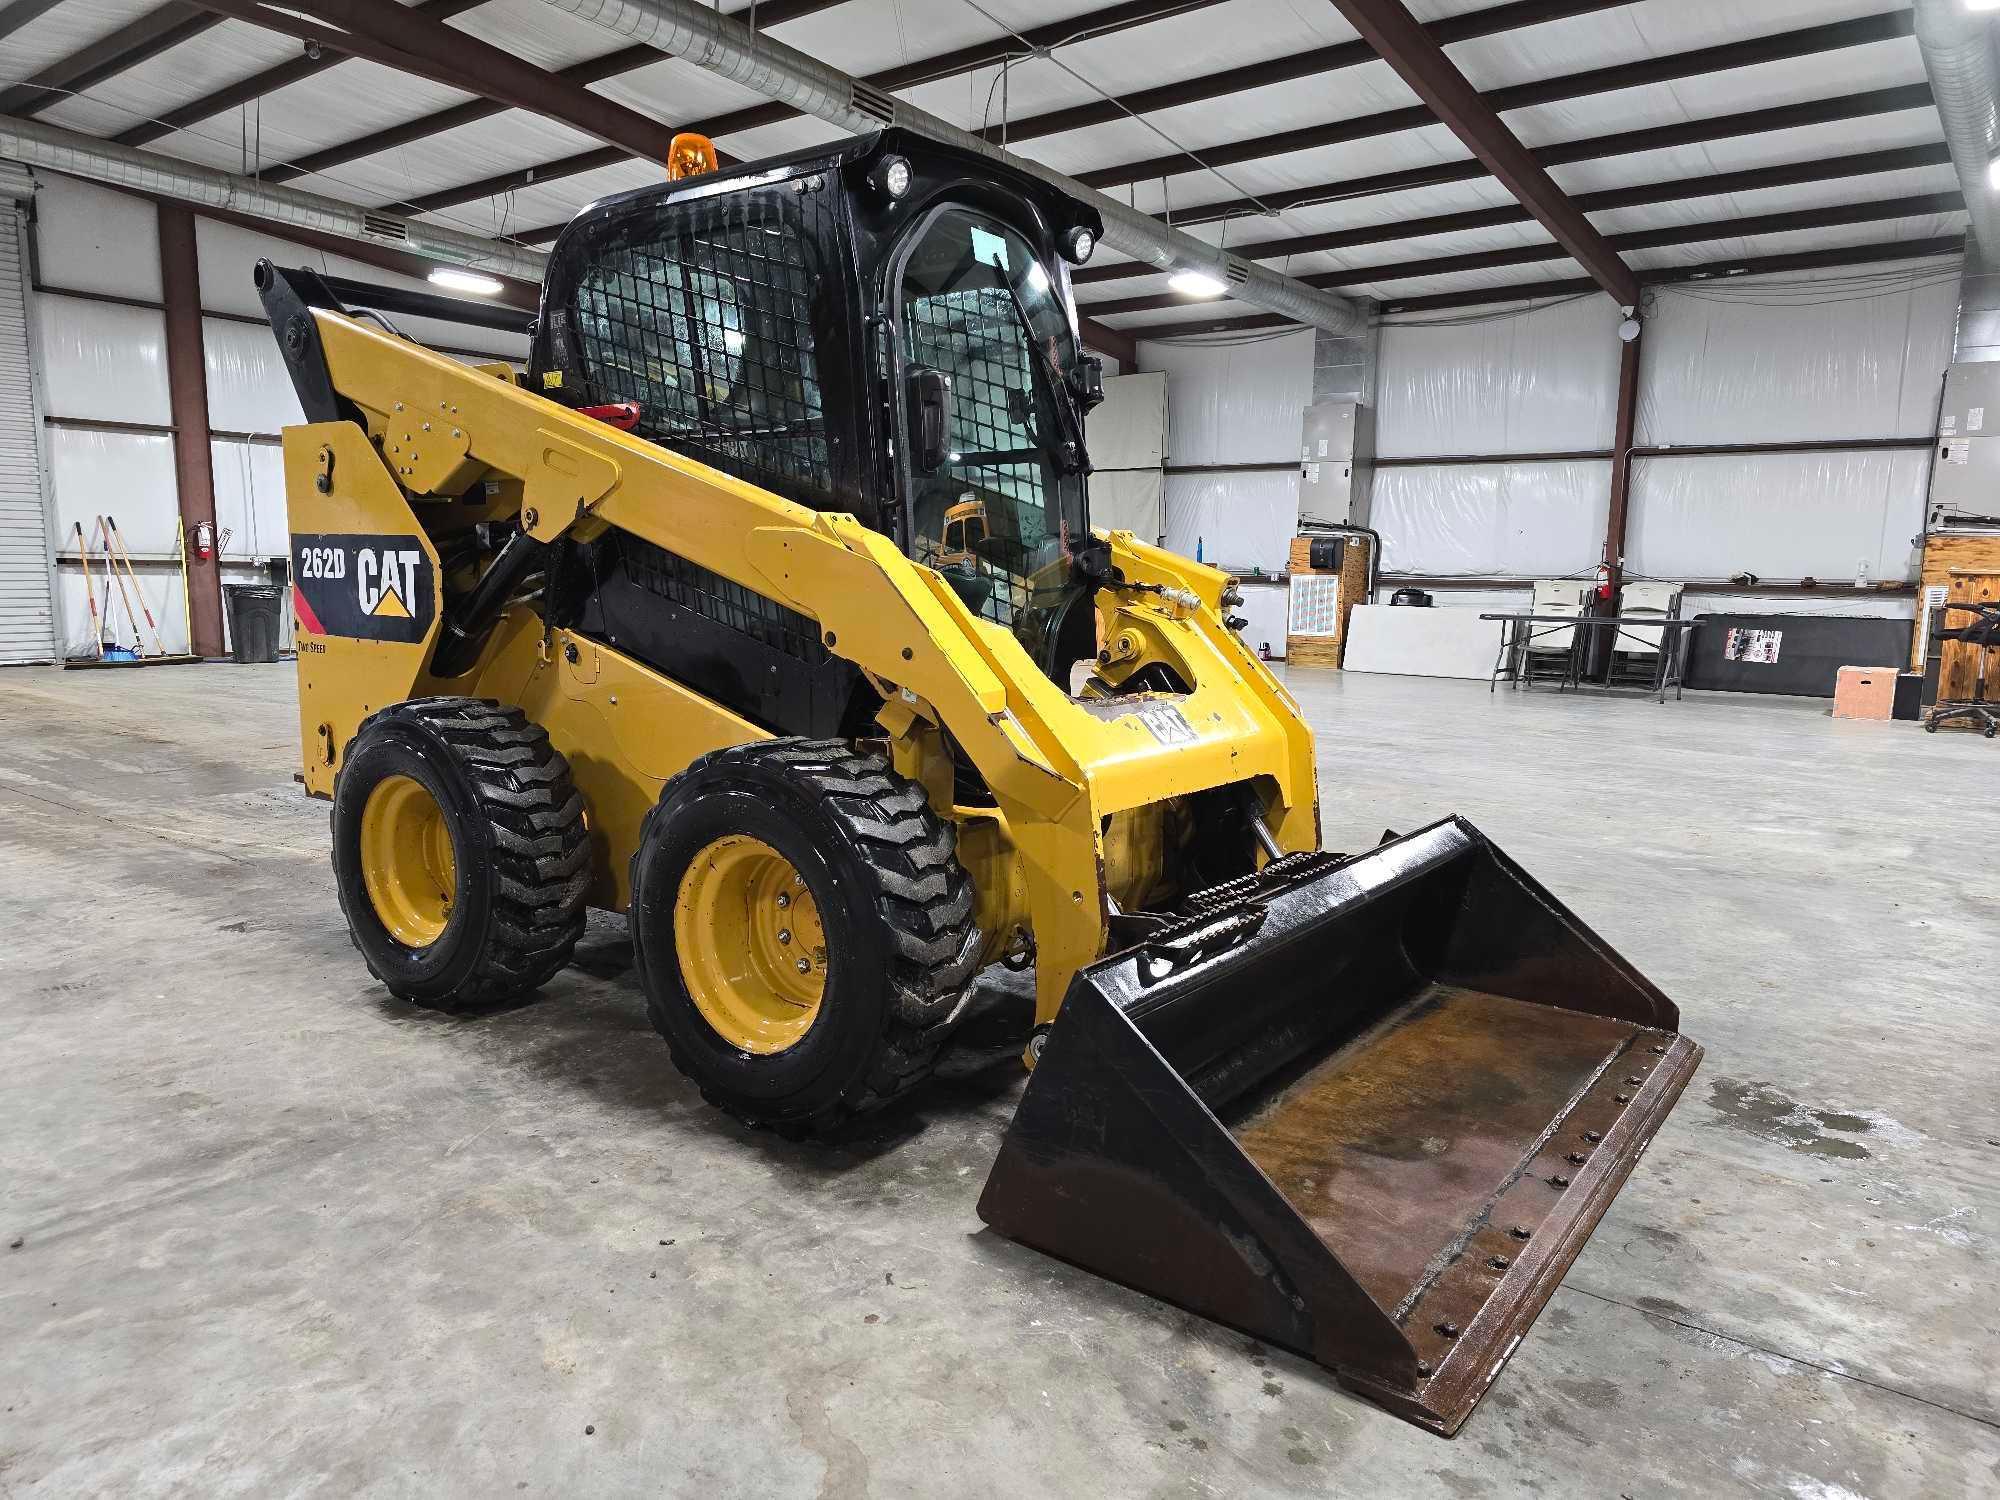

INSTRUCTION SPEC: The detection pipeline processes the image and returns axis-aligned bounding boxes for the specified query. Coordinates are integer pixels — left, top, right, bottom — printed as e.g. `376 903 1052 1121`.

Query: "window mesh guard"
903 286 1053 627
569 193 833 508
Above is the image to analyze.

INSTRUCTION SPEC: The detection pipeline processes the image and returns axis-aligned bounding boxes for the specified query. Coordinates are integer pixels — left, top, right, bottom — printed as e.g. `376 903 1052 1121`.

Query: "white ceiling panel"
0 0 157 89
1586 163 1962 238
1535 38 1923 146
586 53 809 128
24 19 300 140
447 0 652 73
1545 108 1946 195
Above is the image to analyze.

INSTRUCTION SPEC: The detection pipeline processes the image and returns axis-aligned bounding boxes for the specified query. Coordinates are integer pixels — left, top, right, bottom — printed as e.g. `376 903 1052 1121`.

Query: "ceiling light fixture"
428 268 503 296
1169 269 1227 299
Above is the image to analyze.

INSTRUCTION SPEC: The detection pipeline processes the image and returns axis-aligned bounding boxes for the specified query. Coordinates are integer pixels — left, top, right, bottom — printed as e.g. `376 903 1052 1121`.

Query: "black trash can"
223 584 282 664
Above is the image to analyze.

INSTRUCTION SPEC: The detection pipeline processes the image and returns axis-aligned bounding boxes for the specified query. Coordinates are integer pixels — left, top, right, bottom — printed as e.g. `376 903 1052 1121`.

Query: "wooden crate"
1284 535 1372 669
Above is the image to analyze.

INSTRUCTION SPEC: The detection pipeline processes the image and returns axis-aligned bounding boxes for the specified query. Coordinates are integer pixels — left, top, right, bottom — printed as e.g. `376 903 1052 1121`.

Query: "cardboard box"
1832 666 1897 720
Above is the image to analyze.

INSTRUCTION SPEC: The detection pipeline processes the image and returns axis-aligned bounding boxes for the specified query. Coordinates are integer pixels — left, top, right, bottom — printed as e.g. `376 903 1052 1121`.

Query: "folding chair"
1608 581 1683 690
1521 580 1590 687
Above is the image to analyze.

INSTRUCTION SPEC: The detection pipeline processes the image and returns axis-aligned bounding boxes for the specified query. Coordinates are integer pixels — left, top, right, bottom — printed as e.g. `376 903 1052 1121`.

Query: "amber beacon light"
667 132 719 181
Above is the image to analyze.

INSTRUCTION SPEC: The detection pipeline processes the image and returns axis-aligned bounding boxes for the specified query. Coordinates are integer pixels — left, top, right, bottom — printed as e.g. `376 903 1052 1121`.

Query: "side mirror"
1067 355 1105 413
905 366 952 472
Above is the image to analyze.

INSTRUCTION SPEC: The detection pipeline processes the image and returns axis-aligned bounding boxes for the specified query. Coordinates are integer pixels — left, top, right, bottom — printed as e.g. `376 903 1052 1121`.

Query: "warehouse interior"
2 0 1997 1495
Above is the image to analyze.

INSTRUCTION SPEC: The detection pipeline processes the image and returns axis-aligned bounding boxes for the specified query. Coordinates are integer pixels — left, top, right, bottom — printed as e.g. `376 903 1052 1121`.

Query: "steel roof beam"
113 0 490 148
1125 235 1967 336
972 0 1626 149
1078 10 1916 192
248 0 849 182
187 0 684 161
1323 0 1638 303
1168 82 1937 228
1074 142 1954 288
367 0 1227 217
1081 189 1965 317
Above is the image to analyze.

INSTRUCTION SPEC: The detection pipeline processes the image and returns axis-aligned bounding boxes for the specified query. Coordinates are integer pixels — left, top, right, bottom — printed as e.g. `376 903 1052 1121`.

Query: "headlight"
1061 225 1095 265
871 155 913 200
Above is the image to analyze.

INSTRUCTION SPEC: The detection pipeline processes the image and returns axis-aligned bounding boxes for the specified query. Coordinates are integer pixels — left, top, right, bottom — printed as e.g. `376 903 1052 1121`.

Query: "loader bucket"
977 816 1701 1435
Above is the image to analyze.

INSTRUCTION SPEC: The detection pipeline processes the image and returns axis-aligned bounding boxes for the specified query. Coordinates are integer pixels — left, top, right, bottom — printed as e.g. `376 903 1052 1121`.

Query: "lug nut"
796 958 811 974
777 930 792 945
776 892 791 908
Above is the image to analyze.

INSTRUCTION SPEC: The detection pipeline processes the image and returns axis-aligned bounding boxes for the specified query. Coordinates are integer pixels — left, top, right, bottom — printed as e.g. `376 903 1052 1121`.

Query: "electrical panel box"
1298 399 1374 529
1930 363 2000 519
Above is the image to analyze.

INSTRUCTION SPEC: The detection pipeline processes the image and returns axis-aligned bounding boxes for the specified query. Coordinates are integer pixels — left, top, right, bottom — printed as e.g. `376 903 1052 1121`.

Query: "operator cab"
529 128 1107 687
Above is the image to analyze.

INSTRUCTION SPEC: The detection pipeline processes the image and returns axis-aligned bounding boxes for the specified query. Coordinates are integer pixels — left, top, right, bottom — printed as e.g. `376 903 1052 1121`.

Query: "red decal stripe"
293 585 326 636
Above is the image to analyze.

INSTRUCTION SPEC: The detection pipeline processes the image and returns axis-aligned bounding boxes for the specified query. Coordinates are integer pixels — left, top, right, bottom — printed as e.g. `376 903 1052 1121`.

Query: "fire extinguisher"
192 520 215 562
1594 561 1614 603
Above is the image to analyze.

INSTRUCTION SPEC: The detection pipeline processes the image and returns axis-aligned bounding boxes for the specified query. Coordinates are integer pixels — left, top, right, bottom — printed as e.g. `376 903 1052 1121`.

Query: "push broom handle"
74 521 102 657
104 514 166 657
99 515 144 649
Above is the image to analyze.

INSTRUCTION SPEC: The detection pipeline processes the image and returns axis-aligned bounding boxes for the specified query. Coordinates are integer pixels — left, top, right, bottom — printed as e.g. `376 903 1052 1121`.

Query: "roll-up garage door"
0 175 56 666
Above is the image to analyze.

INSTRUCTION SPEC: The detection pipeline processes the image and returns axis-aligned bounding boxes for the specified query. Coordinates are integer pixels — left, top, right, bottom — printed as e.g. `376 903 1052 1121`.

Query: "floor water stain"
1703 1078 1877 1161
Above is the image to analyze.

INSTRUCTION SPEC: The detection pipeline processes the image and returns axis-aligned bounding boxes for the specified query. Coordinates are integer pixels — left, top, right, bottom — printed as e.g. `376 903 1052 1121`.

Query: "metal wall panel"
0 206 56 664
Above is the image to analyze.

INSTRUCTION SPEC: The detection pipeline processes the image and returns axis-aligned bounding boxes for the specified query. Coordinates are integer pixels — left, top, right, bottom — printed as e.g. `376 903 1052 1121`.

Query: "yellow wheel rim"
673 835 828 1055
359 774 458 947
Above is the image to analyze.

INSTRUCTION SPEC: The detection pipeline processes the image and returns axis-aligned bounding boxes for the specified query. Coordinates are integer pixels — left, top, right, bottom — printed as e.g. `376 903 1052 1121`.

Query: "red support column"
1604 325 1642 592
158 202 224 658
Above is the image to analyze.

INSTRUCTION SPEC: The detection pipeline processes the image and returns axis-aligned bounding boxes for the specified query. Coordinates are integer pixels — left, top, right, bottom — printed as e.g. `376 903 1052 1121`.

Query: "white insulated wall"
1140 329 1314 576
1374 296 1619 582
26 173 530 658
1371 264 1957 618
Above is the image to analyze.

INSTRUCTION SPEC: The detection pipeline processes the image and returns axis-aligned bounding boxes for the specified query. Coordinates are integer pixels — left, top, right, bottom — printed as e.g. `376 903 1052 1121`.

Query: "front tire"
332 697 589 1010
629 740 980 1135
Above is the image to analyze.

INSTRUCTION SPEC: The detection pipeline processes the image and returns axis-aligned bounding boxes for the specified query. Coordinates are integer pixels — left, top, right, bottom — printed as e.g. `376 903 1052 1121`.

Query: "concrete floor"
2 662 1997 1498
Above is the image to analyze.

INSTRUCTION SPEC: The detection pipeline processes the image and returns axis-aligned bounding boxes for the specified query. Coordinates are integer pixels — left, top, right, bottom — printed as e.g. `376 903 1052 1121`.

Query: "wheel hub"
359 774 457 947
674 835 827 1054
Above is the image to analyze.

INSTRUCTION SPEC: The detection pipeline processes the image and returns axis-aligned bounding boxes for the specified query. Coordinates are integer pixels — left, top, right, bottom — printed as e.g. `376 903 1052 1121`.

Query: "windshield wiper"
997 275 1088 476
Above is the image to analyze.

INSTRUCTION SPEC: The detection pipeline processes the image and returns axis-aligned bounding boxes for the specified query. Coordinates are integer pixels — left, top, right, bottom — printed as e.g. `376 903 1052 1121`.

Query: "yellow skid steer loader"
260 128 1699 1434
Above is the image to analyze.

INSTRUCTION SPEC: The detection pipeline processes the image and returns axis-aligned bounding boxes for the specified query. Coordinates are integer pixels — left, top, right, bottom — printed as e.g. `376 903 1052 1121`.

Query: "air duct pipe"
537 0 1367 336
0 113 548 284
1912 0 2000 263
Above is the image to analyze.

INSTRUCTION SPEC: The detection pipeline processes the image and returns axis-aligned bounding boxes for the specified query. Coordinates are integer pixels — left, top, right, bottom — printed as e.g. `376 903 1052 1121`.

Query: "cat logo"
294 533 436 644
358 548 423 620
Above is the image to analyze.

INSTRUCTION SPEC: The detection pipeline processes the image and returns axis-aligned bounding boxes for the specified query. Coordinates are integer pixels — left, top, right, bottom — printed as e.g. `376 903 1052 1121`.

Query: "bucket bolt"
1415 1361 1433 1379
1583 1130 1602 1143
1509 1225 1532 1240
1487 1254 1511 1271
1434 1322 1460 1339
1615 1093 1631 1104
1549 1173 1571 1188
1566 1152 1588 1165
1626 1074 1645 1086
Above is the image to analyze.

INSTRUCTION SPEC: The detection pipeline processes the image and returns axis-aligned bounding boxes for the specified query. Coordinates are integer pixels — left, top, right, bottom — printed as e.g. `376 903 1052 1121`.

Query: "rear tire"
332 697 589 1010
629 739 980 1136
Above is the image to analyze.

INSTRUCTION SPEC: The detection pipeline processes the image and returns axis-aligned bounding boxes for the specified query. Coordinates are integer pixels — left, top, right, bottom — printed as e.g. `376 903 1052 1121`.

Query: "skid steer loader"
259 127 1700 1434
